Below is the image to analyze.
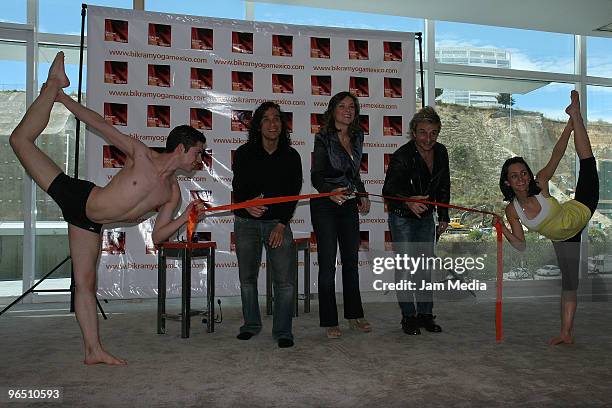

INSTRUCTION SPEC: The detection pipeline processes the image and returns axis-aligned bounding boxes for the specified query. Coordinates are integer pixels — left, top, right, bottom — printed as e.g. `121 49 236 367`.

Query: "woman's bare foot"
547 333 574 345
84 347 128 366
47 52 70 89
565 90 580 117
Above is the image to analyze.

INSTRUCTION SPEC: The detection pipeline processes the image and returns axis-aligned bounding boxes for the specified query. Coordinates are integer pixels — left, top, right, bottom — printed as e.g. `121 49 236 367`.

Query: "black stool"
157 241 216 338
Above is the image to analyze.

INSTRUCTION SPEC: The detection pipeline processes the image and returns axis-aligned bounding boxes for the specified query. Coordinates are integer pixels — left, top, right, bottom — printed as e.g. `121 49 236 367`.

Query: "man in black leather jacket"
382 106 450 336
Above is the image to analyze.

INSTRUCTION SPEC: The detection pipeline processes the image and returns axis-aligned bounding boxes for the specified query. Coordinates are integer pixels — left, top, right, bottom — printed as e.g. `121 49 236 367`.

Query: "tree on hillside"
496 93 515 109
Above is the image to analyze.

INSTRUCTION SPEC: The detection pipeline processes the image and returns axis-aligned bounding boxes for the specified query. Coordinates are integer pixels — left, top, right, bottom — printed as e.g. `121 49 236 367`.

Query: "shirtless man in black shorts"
10 52 207 365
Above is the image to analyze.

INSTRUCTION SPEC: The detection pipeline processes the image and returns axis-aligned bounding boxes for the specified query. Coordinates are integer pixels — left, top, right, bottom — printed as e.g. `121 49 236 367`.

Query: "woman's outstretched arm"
497 204 527 252
536 119 573 186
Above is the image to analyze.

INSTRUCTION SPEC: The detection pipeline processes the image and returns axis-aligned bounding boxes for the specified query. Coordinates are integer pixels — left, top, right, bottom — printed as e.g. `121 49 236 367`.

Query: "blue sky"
1 1 610 121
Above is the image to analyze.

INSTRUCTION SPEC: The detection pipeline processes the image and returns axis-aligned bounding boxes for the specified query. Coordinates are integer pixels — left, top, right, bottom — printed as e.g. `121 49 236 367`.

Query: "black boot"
401 316 421 335
417 313 442 333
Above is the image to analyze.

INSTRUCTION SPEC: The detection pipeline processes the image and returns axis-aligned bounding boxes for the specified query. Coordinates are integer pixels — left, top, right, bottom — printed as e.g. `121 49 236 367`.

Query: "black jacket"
382 140 450 222
311 129 366 194
232 142 303 225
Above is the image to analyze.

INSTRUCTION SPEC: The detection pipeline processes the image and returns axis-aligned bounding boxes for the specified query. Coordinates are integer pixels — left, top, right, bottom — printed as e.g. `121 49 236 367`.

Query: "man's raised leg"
9 52 69 191
69 225 127 365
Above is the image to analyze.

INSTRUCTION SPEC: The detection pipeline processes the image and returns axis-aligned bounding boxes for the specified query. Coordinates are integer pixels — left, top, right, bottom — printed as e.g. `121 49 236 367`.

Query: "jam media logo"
310 113 325 134
232 31 254 54
272 74 294 94
104 19 128 43
148 23 171 47
147 105 170 128
383 115 402 136
310 232 318 253
310 37 330 59
349 76 369 98
348 39 369 60
359 231 369 251
384 230 393 251
104 103 127 126
359 114 369 135
191 27 213 50
272 34 293 57
384 77 402 98
104 61 128 84
232 71 254 92
311 75 331 96
102 231 126 255
360 153 369 174
284 111 293 134
103 145 126 168
231 109 252 132
190 68 213 90
190 108 212 130
384 41 402 62
384 153 392 173
148 64 171 87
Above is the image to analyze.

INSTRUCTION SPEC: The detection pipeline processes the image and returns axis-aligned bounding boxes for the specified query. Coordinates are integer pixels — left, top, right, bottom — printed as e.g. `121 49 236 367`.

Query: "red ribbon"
186 190 505 342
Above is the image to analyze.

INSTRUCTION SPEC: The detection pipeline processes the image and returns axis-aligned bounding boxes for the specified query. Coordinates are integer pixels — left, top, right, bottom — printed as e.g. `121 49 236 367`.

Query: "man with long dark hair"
232 101 303 348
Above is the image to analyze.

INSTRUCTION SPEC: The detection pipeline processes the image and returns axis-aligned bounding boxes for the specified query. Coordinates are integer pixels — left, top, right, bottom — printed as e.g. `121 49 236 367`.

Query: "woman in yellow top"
497 91 598 345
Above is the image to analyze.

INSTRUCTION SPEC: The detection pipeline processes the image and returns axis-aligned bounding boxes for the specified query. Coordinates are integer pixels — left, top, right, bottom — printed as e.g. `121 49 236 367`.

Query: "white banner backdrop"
86 5 415 298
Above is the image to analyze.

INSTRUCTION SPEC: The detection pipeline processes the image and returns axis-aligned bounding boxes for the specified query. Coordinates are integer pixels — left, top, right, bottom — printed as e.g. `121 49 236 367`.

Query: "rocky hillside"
437 103 610 221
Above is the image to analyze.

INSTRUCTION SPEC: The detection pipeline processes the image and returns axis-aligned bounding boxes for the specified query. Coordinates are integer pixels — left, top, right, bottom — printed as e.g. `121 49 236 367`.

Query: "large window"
434 77 579 279
0 1 27 24
436 21 575 74
587 37 612 78
253 2 423 32
0 42 26 284
146 0 246 19
39 0 133 34
586 85 612 274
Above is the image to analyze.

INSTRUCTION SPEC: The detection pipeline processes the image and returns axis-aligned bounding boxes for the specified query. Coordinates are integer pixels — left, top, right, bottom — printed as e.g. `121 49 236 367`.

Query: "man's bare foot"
84 348 128 366
547 333 574 345
47 52 70 89
565 90 580 117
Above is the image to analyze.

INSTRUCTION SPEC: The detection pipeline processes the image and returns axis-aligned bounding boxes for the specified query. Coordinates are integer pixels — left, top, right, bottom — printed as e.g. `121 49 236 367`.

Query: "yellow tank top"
513 194 591 241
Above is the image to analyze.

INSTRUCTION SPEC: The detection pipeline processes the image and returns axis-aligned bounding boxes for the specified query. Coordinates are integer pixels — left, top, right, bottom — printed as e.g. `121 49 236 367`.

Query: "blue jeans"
234 216 296 340
310 197 365 327
388 213 435 317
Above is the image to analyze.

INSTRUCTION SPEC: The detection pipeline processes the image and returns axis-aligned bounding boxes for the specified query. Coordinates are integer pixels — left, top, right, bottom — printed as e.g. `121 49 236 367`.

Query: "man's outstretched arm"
152 182 208 244
56 90 142 157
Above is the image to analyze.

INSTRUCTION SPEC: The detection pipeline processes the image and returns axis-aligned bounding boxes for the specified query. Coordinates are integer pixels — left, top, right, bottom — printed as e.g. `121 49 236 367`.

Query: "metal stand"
0 256 107 318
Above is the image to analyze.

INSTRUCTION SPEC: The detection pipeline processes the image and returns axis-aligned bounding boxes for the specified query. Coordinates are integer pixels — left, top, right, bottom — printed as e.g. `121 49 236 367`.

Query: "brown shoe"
326 326 342 339
348 318 372 333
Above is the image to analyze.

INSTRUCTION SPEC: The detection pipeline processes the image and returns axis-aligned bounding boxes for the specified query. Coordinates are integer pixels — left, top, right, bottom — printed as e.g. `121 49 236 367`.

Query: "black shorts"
574 157 599 215
47 173 103 234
